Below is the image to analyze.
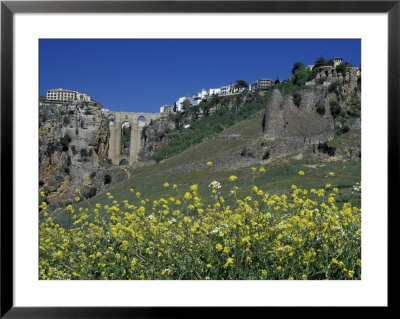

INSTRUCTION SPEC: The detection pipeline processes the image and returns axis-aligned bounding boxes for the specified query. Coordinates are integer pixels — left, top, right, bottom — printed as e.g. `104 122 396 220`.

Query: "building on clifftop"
46 88 92 102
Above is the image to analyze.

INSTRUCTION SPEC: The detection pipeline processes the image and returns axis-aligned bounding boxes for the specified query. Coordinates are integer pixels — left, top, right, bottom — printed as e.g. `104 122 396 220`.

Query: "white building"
77 93 91 102
46 88 77 101
307 65 315 71
250 79 274 91
160 105 173 113
220 85 232 96
208 88 221 96
46 88 92 102
190 89 209 106
175 96 189 112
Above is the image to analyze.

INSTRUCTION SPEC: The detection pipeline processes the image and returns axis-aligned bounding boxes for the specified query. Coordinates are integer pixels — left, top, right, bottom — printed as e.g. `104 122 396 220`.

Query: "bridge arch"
138 115 146 126
103 111 164 166
120 121 131 155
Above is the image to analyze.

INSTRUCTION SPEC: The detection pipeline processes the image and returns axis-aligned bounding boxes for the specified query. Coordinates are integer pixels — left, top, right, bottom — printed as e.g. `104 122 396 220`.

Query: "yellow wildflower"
229 175 237 181
184 192 192 200
261 269 268 277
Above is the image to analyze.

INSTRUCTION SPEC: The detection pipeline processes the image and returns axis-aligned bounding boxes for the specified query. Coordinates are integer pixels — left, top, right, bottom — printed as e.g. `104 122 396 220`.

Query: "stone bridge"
103 111 164 165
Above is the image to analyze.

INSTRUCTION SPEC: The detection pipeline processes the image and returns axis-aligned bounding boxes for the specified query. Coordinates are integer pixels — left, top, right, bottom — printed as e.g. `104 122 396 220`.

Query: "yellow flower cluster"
39 173 361 280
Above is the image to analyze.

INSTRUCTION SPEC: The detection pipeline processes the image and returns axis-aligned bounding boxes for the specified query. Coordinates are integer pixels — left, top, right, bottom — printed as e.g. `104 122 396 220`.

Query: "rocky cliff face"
263 89 334 145
312 65 360 96
39 101 114 206
261 65 360 162
139 116 176 161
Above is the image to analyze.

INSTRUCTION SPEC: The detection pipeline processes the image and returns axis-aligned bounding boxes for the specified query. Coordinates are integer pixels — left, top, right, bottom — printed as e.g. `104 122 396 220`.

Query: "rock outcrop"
39 101 113 206
262 79 360 162
139 116 176 160
263 89 334 151
308 65 360 96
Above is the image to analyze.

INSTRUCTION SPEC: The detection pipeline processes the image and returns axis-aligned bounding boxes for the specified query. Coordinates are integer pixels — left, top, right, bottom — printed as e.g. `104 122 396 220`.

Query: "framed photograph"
1 0 395 317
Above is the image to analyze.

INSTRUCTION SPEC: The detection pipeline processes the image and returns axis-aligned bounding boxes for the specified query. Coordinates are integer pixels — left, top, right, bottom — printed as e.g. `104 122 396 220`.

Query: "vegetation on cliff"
142 56 360 164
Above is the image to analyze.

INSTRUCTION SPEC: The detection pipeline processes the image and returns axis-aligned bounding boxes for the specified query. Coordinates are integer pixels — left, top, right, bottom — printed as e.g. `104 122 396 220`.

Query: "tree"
291 62 308 86
314 56 327 68
235 80 249 90
274 76 280 85
182 98 192 114
335 63 347 76
292 62 305 74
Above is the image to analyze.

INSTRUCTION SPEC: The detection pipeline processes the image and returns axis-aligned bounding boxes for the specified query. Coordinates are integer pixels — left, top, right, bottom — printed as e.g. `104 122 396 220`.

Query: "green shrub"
65 155 71 167
63 116 70 125
90 172 96 179
328 81 340 93
71 145 77 155
316 77 326 85
80 148 88 158
330 101 342 118
336 125 350 135
45 143 57 157
317 142 336 157
335 63 347 76
316 102 326 115
60 133 71 152
262 149 270 160
240 147 254 158
85 187 97 199
104 174 112 185
293 92 302 107
348 95 361 118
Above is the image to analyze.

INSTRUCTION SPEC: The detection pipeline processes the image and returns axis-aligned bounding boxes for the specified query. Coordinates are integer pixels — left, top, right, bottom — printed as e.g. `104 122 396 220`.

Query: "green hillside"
51 108 361 227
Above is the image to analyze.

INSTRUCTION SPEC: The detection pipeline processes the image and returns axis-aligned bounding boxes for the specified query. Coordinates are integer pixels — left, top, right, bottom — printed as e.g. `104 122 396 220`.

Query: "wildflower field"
39 167 361 280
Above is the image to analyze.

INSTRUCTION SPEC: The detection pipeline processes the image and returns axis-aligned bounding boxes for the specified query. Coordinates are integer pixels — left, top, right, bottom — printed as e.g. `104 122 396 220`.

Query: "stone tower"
334 57 343 68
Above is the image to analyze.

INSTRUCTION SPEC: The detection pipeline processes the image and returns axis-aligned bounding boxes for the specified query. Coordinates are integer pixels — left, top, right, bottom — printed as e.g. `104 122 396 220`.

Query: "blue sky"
39 39 361 113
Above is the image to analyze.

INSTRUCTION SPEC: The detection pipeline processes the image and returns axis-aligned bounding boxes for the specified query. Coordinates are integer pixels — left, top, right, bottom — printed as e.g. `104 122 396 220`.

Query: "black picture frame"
1 1 395 317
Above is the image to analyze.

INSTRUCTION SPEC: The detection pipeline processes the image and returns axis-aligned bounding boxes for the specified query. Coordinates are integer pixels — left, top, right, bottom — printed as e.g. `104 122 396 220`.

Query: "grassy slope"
52 110 361 226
